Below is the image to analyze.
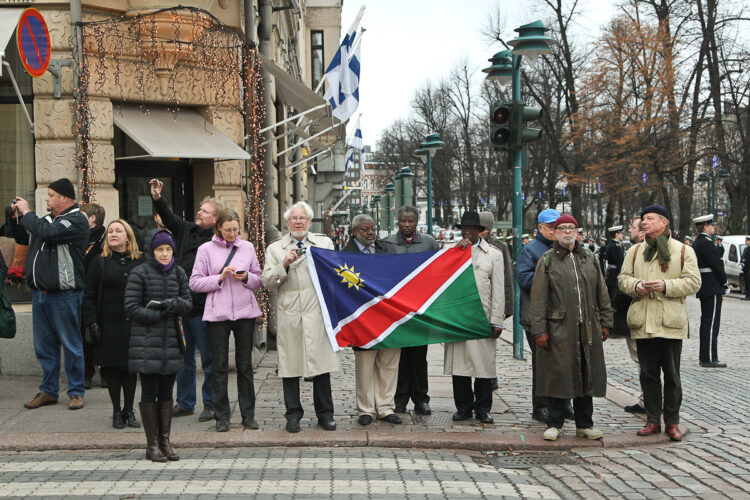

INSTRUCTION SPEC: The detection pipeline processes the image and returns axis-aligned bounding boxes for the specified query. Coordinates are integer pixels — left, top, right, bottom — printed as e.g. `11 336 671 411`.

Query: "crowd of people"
5 177 729 461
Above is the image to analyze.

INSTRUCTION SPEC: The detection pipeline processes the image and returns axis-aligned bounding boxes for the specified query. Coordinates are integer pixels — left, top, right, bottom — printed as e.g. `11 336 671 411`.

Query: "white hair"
283 201 314 221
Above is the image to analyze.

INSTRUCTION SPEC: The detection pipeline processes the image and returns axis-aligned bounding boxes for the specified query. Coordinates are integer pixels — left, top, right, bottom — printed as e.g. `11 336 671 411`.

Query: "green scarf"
643 227 672 268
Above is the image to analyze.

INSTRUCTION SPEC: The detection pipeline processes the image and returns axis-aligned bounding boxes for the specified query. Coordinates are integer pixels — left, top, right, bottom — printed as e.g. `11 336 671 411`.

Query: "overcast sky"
340 0 619 145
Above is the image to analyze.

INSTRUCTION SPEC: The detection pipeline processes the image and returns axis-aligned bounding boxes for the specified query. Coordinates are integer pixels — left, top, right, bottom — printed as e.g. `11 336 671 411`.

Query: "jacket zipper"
570 253 583 323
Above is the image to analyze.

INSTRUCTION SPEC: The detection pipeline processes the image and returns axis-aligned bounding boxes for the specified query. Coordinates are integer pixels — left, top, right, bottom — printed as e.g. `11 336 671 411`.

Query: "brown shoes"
636 422 661 436
24 392 58 409
665 424 683 441
68 395 84 410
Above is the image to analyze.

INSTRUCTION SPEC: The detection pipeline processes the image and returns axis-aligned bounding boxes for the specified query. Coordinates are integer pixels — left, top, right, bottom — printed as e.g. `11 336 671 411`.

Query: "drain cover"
414 412 454 425
483 453 576 469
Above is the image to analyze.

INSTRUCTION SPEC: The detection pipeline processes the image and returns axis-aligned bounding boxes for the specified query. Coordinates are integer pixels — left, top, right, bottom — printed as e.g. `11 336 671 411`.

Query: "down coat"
530 241 613 399
124 229 192 375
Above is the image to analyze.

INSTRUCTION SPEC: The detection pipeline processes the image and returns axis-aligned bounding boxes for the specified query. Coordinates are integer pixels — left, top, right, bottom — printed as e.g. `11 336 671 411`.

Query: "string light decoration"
74 6 269 323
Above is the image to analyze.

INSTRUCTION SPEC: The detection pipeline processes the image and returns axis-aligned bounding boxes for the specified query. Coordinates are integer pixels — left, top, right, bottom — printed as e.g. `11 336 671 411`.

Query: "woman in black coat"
124 229 191 463
82 219 144 429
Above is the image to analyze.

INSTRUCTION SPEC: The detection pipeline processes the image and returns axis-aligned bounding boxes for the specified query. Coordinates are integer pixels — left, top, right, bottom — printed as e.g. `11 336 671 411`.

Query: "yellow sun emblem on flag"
334 263 366 291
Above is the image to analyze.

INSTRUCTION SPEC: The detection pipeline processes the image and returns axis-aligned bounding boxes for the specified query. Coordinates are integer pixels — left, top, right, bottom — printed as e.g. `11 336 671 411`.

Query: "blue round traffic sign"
16 8 51 78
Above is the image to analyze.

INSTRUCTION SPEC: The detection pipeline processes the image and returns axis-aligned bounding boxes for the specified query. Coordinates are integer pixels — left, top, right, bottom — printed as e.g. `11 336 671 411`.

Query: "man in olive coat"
530 215 612 442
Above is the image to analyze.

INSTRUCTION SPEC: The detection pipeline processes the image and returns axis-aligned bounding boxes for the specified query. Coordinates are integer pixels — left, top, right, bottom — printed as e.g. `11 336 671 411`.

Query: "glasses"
290 216 308 222
556 226 577 233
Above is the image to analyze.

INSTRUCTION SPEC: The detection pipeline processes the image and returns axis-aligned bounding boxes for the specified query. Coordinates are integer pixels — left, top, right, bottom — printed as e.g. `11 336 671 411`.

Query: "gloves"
161 298 181 313
84 323 101 345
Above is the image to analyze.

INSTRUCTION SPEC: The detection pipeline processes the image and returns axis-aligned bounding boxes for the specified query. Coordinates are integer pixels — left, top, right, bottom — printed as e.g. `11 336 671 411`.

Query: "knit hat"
554 214 578 229
641 205 670 220
48 178 76 200
478 211 494 232
151 230 175 251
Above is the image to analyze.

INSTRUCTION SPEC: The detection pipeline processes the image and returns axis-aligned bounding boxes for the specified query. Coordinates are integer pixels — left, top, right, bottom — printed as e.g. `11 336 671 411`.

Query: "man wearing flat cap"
11 178 90 411
603 225 625 302
692 214 729 368
445 211 504 424
618 205 700 442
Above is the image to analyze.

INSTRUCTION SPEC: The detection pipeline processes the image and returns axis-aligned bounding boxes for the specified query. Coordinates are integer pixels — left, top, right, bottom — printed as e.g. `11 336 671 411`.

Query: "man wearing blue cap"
516 208 573 422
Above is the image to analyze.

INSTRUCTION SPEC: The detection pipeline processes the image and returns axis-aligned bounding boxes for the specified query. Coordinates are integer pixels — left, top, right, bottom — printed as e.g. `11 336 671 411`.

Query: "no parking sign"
16 8 50 78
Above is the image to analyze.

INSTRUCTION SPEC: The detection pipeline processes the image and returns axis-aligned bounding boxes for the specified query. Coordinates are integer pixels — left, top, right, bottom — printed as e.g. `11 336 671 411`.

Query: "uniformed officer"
603 225 625 302
715 236 724 258
692 214 728 368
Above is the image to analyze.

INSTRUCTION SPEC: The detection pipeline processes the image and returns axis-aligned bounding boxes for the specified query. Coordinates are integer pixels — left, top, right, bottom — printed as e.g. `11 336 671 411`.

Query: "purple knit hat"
151 231 175 251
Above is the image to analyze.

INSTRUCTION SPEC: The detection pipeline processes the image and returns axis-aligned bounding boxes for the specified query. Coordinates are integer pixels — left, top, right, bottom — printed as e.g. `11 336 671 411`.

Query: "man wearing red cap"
530 215 612 441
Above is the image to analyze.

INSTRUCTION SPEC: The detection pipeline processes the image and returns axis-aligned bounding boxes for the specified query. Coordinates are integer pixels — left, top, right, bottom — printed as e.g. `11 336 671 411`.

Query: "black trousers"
699 295 722 363
100 366 137 413
139 373 176 404
524 330 548 411
636 338 682 425
394 345 429 407
548 396 593 429
744 270 750 298
452 376 492 414
282 373 333 421
207 319 256 422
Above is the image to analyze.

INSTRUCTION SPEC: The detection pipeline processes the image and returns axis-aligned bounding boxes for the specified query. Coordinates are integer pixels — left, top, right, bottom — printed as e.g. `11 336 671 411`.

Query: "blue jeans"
32 289 85 399
175 314 212 411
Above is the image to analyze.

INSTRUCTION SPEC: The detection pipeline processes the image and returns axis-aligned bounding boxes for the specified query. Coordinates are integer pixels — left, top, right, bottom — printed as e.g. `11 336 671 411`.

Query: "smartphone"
146 300 162 309
234 270 246 274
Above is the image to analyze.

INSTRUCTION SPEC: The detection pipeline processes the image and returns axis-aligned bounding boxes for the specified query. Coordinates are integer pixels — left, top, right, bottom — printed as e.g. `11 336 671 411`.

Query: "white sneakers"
543 427 603 441
543 427 562 441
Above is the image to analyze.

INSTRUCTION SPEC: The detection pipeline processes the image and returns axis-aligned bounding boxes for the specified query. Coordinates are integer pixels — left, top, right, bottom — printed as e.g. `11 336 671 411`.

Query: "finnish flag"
323 17 361 122
345 118 364 174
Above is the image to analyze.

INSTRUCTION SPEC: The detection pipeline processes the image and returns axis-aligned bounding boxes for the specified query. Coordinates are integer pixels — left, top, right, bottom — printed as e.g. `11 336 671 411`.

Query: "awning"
0 8 23 59
257 52 329 122
113 104 250 160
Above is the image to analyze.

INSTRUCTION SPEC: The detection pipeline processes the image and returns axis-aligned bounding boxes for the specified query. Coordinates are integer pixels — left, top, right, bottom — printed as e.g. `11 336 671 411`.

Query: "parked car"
718 235 748 293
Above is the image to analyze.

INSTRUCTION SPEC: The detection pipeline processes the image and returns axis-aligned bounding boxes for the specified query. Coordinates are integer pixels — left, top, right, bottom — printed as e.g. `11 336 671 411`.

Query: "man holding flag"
444 212 504 424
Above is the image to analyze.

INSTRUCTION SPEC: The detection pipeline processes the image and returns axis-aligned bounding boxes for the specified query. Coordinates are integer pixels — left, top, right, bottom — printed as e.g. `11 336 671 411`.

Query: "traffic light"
516 105 543 148
490 101 513 151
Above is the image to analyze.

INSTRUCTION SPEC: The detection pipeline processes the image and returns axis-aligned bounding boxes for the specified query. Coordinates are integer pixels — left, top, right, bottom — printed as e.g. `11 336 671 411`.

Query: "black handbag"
0 277 17 339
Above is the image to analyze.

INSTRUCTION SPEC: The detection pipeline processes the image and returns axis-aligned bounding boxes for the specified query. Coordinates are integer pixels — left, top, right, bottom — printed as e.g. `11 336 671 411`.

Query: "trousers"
207 319 256 422
452 376 492 415
525 330 548 411
283 373 334 421
394 345 429 408
176 314 212 411
698 295 722 363
636 338 682 425
548 396 593 429
354 348 400 418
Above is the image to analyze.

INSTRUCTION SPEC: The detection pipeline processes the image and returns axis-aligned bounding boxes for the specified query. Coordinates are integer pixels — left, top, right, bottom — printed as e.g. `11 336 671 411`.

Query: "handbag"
0 277 17 339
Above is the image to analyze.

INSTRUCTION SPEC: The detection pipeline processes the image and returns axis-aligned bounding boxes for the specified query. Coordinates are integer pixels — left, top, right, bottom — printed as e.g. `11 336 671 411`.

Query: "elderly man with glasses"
530 215 612 442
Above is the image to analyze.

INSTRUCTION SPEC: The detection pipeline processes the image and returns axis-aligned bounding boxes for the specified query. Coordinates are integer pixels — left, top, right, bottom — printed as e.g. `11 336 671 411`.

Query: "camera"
296 248 306 256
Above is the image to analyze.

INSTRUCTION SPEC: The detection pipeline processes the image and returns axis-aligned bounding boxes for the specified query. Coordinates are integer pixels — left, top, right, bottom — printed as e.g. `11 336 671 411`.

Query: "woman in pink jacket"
189 210 263 432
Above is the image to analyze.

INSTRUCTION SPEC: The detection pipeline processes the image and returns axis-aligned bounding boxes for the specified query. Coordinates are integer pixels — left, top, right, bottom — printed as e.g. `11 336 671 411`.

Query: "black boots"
139 402 167 463
158 400 179 461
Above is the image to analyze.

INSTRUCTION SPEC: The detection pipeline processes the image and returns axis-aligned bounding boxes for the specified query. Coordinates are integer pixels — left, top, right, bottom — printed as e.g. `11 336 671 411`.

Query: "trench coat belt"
699 267 712 273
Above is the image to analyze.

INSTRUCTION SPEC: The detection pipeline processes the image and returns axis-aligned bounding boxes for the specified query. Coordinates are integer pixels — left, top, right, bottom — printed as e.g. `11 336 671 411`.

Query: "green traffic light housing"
490 101 513 151
514 104 543 147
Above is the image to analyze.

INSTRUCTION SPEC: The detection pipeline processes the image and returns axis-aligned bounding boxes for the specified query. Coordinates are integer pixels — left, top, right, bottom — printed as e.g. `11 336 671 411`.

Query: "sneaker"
198 406 215 422
24 392 57 409
68 395 84 410
576 427 603 440
543 427 562 441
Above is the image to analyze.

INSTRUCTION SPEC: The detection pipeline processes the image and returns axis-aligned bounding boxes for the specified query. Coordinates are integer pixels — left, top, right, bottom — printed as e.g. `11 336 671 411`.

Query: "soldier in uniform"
743 237 750 301
692 214 728 368
603 225 625 302
715 236 724 258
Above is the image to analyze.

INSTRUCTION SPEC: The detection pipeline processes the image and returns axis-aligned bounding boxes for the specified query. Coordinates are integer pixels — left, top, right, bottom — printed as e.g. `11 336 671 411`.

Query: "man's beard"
355 234 374 246
291 230 308 239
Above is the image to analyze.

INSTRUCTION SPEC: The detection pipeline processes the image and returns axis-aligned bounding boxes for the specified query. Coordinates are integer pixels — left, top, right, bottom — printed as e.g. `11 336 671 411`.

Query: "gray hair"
283 201 314 222
397 205 419 220
351 213 374 230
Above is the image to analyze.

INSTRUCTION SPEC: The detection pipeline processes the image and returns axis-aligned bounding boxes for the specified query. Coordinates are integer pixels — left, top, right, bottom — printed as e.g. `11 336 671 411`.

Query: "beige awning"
257 52 330 122
0 8 23 59
113 104 250 160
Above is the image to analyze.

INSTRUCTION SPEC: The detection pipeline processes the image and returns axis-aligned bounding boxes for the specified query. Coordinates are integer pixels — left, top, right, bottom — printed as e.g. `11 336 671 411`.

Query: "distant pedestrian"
715 236 724 258
692 215 728 368
603 225 625 302
742 237 750 300
11 179 89 411
82 219 144 429
125 229 192 462
190 210 263 432
531 215 611 441
618 205 700 442
80 202 106 389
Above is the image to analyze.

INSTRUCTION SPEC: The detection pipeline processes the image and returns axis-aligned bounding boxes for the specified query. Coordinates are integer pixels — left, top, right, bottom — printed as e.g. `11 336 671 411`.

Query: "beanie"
151 230 175 251
640 205 670 220
48 178 76 200
478 211 494 232
554 214 578 229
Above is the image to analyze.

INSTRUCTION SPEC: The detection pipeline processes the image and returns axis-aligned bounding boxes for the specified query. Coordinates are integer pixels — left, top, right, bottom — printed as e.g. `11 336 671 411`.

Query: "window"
729 244 738 263
311 30 324 92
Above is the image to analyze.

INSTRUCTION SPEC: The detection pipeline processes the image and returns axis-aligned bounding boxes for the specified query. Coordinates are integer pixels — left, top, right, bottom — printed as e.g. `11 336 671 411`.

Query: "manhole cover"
414 412 454 425
483 453 576 469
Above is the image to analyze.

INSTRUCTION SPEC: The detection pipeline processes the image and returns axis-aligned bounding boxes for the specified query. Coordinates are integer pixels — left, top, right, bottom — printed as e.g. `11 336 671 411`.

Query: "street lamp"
372 195 382 234
415 133 444 236
697 162 730 219
384 182 395 235
484 20 554 361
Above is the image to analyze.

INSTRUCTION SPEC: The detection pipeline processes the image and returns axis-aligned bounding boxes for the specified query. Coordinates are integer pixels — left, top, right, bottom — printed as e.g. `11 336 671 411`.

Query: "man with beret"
692 214 729 368
531 215 612 441
618 205 700 441
11 179 90 410
516 208 574 423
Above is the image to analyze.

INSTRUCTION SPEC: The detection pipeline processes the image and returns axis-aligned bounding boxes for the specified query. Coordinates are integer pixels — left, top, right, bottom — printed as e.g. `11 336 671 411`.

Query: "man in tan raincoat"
262 201 339 433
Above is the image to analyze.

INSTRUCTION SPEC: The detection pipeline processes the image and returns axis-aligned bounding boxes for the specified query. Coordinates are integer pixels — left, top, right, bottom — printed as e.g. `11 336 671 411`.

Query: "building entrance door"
114 161 193 247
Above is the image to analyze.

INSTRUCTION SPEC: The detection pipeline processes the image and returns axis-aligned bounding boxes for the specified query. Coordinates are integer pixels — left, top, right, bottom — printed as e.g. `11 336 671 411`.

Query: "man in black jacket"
603 225 625 302
150 178 222 421
693 215 729 367
11 178 90 411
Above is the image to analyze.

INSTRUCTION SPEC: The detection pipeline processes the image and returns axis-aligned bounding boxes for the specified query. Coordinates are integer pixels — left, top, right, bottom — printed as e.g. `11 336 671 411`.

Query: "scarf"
158 258 175 276
643 227 672 272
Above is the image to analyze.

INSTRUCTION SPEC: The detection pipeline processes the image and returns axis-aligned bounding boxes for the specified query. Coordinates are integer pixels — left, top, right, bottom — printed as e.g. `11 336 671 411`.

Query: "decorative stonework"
34 98 74 140
214 160 243 186
92 143 115 184
204 107 245 145
35 142 77 184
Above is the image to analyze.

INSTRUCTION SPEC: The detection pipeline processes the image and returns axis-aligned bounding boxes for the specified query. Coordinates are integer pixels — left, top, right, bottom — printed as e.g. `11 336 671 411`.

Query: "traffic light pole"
510 54 524 361
426 151 433 236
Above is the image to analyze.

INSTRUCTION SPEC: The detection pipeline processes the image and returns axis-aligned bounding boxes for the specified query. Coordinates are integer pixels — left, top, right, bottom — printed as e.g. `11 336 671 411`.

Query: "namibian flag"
306 246 492 351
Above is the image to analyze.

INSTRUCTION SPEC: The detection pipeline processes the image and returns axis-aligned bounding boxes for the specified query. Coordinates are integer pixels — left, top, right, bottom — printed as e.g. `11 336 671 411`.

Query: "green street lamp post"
697 157 730 220
415 133 444 236
484 20 554 360
384 182 395 235
372 195 382 234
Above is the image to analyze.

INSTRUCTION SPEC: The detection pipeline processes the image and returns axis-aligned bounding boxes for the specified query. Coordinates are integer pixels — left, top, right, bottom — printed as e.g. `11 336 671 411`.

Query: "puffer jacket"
617 238 701 340
516 232 554 329
124 229 192 375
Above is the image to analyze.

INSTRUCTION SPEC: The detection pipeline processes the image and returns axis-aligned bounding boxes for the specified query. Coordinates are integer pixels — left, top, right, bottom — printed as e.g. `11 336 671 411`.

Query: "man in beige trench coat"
444 211 504 424
262 201 339 433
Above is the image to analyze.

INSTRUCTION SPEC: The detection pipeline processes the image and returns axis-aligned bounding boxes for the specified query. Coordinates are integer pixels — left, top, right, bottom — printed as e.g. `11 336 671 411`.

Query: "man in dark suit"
344 214 402 425
692 215 728 367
